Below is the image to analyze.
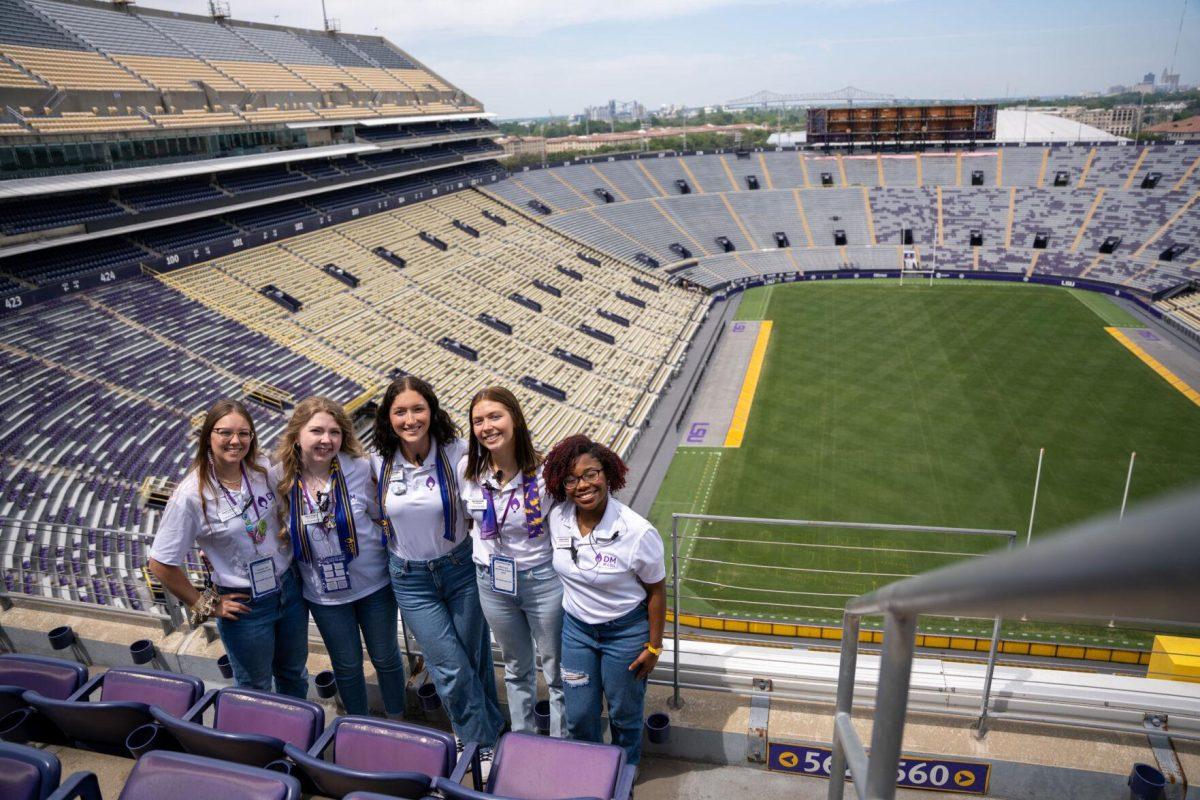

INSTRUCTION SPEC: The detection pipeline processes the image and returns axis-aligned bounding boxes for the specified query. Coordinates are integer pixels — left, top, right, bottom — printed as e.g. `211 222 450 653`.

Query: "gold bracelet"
644 642 663 656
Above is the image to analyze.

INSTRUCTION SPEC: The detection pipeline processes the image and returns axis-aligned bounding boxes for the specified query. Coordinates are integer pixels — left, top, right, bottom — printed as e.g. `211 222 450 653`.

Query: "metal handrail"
827 489 1200 800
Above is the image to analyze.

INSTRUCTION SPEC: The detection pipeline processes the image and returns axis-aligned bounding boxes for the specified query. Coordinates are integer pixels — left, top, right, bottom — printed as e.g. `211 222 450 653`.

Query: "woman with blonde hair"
149 399 308 697
272 396 405 717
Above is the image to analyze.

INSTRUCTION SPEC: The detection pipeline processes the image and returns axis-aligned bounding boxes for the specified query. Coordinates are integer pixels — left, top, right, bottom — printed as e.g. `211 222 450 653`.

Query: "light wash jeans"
389 541 505 746
215 568 310 699
307 583 407 716
561 606 650 764
475 560 564 736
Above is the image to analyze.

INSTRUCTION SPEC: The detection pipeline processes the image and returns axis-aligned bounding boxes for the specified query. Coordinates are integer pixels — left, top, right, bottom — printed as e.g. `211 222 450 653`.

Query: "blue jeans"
307 584 407 716
216 568 310 699
476 561 564 736
561 606 650 765
389 542 504 746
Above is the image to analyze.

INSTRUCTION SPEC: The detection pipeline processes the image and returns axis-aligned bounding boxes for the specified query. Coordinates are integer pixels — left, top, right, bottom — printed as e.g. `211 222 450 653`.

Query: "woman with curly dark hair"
543 434 666 764
372 376 504 751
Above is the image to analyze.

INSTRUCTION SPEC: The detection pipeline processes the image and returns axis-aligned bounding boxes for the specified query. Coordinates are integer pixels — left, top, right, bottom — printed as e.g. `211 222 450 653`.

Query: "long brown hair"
465 386 540 483
190 399 266 523
274 396 365 531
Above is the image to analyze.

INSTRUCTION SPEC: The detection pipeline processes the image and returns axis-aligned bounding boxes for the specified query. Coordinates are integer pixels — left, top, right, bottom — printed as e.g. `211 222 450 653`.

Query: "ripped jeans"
560 605 649 764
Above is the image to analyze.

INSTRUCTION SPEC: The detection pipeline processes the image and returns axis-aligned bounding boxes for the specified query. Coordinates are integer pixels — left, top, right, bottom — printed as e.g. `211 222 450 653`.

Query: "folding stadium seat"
0 740 63 800
283 715 479 797
21 667 203 756
46 750 302 800
431 732 634 800
0 654 88 740
145 686 324 769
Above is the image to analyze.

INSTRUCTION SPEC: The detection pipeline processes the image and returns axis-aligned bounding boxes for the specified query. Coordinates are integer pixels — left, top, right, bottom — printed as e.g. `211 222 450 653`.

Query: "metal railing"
0 517 189 630
827 489 1200 800
667 513 1016 711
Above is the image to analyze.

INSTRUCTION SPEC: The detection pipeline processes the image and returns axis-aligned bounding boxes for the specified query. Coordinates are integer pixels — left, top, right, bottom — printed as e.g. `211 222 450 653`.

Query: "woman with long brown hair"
461 387 564 737
272 396 405 717
149 399 309 698
374 376 504 754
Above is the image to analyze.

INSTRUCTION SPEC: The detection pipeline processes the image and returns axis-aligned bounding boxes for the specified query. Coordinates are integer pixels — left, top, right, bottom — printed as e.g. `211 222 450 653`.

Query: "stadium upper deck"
0 0 480 136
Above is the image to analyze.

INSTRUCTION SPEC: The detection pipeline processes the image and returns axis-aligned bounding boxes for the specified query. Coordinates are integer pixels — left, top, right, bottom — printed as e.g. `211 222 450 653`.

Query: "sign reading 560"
767 742 990 795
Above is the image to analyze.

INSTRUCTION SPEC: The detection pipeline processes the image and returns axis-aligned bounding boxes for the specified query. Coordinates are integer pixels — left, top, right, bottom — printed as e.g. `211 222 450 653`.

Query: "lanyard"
216 464 264 544
300 475 331 530
486 483 519 533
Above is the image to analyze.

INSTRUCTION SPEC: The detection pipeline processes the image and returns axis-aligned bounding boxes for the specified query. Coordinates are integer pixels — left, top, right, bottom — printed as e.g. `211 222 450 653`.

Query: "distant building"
1160 70 1181 93
1045 105 1143 137
1145 114 1200 141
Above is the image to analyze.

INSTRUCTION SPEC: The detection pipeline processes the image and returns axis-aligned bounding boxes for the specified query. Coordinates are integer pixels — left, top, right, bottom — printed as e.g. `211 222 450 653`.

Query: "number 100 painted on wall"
767 742 990 795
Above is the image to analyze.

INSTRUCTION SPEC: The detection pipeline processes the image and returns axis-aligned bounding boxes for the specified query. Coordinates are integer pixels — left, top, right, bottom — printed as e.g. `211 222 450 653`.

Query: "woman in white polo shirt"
149 399 309 698
543 434 666 765
373 376 505 751
462 386 564 737
271 396 405 717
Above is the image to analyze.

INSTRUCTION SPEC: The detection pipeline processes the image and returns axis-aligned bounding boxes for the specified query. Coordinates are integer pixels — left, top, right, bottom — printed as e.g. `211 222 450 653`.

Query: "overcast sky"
142 0 1198 119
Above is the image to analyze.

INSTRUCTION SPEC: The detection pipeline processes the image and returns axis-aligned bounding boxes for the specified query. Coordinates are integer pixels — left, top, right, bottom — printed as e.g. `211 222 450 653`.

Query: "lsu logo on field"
767 742 989 795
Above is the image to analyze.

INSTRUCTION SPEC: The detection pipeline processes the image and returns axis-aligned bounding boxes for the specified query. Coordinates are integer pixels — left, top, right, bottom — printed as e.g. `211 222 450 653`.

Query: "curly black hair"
543 434 628 502
373 375 459 461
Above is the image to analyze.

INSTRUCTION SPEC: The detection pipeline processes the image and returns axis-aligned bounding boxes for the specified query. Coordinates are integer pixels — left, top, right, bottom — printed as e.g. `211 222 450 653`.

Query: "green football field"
649 282 1200 648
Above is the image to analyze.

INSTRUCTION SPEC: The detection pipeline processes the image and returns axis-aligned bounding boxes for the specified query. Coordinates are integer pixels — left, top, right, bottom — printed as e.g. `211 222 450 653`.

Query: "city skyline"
129 0 1199 119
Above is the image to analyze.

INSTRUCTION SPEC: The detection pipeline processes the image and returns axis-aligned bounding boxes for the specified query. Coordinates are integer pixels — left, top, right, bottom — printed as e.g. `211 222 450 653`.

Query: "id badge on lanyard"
318 554 351 594
247 556 279 599
490 555 517 596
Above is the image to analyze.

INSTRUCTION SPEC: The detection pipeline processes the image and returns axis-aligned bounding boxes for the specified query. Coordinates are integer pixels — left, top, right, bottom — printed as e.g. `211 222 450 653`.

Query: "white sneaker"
478 745 494 784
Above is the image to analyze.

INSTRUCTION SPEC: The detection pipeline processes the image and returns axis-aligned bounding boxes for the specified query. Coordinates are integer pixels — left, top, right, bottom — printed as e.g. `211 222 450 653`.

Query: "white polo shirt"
549 497 666 625
460 459 553 571
372 438 469 562
268 455 388 605
150 456 291 589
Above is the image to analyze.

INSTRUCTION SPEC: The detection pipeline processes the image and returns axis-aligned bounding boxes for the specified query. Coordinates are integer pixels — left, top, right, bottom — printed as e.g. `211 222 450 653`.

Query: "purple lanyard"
300 477 331 531
486 484 518 532
217 464 262 533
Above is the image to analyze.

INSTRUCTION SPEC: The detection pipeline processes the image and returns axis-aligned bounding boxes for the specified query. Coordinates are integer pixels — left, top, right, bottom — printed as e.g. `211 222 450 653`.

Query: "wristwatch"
644 642 663 656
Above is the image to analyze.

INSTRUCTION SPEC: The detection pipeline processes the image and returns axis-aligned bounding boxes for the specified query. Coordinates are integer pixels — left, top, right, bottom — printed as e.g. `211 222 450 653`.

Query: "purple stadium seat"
283 715 473 798
22 667 203 756
0 740 62 800
432 733 634 800
0 654 89 739
148 687 324 769
45 750 301 800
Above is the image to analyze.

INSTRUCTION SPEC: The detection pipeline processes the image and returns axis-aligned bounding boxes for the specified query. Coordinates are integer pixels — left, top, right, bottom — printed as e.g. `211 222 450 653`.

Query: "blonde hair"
273 396 364 533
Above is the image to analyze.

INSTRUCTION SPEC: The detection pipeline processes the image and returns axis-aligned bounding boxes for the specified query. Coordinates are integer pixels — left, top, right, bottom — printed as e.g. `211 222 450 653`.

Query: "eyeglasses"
213 428 254 442
564 468 603 489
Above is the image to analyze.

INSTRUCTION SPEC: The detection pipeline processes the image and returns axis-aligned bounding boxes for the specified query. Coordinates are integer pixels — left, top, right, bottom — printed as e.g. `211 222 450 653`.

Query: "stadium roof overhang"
285 111 497 130
0 142 380 199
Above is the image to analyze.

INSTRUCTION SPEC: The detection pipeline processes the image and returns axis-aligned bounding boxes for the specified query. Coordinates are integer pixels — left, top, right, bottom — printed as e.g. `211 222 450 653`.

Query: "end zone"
679 320 773 448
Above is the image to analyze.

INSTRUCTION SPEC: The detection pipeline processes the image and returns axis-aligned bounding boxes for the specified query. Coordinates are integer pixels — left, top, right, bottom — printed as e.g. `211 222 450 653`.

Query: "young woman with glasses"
149 399 309 697
542 434 666 764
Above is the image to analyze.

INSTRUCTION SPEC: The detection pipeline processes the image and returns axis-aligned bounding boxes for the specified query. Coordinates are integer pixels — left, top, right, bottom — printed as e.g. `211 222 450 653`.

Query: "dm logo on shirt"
425 476 437 491
596 552 619 567
508 496 521 511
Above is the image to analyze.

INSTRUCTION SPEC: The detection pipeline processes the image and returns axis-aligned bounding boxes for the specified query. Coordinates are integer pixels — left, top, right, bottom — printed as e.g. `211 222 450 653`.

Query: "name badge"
490 555 517 595
553 534 572 549
317 554 351 594
390 476 407 496
300 511 325 526
468 498 487 512
247 556 279 599
217 499 242 523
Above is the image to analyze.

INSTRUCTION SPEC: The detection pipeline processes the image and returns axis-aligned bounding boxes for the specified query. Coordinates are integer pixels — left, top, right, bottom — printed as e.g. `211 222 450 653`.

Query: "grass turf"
649 283 1200 647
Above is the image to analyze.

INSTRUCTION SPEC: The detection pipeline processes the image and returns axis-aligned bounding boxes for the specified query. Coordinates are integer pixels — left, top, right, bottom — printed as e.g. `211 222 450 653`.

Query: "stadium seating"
0 740 64 800
149 686 324 769
59 749 303 800
0 653 88 722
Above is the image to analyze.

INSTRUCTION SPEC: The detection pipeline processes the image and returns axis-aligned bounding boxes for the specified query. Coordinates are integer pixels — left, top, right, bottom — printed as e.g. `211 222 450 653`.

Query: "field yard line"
679 450 723 581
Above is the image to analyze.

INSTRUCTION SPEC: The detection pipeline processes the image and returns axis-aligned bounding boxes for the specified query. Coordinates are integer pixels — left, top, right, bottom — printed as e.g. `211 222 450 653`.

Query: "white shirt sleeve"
631 526 667 584
149 477 202 567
